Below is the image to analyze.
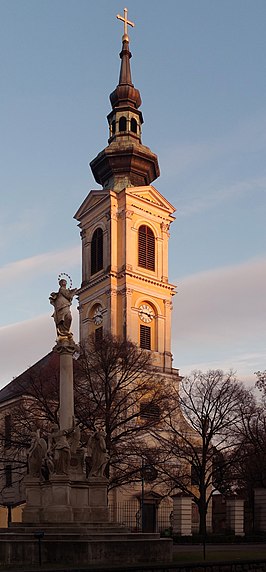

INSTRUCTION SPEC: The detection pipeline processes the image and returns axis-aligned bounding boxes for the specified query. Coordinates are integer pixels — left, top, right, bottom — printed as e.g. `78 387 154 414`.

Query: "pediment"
127 185 175 214
74 190 110 221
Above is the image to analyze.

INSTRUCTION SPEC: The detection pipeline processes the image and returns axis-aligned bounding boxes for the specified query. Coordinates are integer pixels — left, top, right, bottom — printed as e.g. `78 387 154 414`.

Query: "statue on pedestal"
49 274 77 339
28 429 47 478
89 431 109 478
49 424 71 475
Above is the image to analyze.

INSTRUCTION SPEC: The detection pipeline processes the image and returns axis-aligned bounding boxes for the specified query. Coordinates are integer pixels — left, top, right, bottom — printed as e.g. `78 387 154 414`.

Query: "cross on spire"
116 8 135 39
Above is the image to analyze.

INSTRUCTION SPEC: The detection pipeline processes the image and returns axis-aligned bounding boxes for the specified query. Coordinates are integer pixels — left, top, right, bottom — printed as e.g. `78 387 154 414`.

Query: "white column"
56 343 77 432
226 498 245 536
59 351 74 431
254 488 266 532
172 495 192 536
206 497 213 533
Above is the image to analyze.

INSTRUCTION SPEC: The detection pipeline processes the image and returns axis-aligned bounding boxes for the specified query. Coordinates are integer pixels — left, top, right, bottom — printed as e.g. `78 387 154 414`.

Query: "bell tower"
75 10 177 373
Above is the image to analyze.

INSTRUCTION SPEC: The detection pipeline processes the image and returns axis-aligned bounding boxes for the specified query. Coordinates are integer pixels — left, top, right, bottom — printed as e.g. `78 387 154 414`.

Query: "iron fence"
109 499 173 533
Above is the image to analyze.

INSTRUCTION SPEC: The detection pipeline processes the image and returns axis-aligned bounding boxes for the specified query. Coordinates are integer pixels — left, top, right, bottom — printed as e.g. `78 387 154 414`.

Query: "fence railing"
109 499 173 533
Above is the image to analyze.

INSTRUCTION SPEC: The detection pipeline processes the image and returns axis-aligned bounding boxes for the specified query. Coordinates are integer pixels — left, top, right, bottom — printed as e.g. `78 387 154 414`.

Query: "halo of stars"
58 272 73 288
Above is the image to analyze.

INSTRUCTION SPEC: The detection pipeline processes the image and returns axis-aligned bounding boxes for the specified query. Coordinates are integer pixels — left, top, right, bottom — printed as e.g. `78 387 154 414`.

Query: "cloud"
172 257 266 380
0 245 80 287
0 254 265 391
175 354 264 389
174 256 266 341
0 310 79 388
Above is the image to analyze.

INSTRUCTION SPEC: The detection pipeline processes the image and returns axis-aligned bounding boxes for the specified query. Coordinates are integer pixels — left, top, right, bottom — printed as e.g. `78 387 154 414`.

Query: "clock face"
138 304 154 323
93 305 103 325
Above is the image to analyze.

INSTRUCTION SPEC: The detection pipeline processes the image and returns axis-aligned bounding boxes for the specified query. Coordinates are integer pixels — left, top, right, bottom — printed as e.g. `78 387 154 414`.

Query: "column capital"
164 300 173 309
161 221 170 234
106 287 117 297
53 338 79 355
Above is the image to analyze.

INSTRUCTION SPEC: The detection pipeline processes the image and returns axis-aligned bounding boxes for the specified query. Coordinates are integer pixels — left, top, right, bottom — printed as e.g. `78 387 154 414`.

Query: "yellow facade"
75 184 176 372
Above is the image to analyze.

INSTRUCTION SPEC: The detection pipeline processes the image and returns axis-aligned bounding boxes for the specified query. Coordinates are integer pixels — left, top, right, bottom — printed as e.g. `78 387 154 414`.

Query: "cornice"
130 202 175 222
78 269 176 296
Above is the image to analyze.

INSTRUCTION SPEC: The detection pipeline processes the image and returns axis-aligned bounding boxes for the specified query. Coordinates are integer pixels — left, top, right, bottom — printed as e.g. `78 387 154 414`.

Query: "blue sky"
0 0 265 387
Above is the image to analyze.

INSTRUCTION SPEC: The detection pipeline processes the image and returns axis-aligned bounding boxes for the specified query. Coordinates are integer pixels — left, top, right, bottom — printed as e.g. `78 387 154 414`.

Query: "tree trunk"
197 491 207 536
199 503 207 536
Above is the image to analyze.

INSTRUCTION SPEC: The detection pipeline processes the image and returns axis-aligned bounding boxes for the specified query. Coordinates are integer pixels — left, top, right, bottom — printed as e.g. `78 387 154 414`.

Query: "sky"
0 0 265 389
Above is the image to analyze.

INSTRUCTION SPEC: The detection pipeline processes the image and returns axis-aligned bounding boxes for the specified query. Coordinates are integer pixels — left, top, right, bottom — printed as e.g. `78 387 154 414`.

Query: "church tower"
75 10 177 374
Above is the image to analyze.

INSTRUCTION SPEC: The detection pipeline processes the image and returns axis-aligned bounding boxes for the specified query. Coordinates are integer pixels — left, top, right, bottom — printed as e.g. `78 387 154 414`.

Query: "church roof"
0 352 60 405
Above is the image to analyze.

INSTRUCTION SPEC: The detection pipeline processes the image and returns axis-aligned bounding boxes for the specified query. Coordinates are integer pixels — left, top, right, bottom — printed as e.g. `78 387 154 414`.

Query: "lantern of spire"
90 8 160 191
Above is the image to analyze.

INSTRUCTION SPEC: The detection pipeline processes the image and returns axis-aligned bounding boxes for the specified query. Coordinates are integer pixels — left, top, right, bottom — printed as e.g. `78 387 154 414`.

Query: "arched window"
130 117 137 133
91 228 103 275
119 116 127 132
138 225 155 271
111 120 116 135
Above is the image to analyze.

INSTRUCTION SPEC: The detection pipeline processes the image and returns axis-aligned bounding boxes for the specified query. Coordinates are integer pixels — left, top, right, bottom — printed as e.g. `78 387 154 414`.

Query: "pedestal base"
22 475 109 524
0 525 173 567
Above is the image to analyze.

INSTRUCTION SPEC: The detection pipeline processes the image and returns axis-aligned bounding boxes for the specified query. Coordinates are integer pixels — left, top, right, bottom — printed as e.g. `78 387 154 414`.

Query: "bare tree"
75 334 171 488
231 398 266 529
0 335 171 492
255 370 266 403
0 356 60 497
152 369 253 536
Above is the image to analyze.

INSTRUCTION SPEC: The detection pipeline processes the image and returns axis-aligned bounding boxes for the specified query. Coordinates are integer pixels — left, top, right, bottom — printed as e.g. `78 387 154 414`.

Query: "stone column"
254 488 266 532
172 495 192 536
226 498 245 536
54 338 79 432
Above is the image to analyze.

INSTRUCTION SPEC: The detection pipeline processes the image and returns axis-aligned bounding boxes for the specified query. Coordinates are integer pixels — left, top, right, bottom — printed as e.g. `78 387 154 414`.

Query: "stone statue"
28 429 47 478
69 417 81 454
49 278 77 338
42 449 55 480
89 431 109 478
49 424 71 475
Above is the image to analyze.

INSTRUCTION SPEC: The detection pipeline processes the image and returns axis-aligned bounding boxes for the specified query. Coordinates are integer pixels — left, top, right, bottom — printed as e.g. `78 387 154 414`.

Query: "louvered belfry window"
140 324 151 350
91 228 103 275
95 326 103 346
140 402 160 421
138 225 155 271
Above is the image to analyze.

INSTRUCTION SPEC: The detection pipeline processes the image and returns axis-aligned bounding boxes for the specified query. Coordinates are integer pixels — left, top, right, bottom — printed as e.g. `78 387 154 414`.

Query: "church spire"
109 23 141 113
90 9 160 191
118 35 133 86
117 8 134 86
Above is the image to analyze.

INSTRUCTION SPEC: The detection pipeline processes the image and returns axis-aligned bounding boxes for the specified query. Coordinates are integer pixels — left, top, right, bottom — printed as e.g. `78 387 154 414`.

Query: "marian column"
49 274 78 431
